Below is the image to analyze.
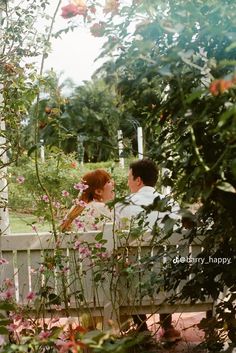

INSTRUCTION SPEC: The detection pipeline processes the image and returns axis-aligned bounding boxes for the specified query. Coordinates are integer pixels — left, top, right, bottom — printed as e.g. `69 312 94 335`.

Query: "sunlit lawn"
9 212 52 233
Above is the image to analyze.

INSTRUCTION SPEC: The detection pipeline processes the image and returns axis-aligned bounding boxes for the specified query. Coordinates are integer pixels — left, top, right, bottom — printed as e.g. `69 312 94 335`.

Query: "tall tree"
93 0 236 347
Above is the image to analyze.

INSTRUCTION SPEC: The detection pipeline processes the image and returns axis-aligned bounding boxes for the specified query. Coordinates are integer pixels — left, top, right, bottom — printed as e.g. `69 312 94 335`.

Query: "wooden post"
117 130 125 168
137 126 143 159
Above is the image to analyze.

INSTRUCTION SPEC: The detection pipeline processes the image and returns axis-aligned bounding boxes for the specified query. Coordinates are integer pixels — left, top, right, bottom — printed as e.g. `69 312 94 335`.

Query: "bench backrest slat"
0 225 213 322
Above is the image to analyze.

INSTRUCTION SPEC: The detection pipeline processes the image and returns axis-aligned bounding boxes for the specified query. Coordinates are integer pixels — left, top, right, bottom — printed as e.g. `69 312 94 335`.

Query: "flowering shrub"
61 3 86 19
0 225 154 352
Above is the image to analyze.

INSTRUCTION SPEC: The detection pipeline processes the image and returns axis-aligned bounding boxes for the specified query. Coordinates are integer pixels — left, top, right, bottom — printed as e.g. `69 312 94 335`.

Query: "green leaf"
185 90 203 104
0 326 9 334
47 293 61 305
0 319 11 326
95 232 103 241
216 181 236 193
218 107 236 128
27 144 40 156
0 302 16 311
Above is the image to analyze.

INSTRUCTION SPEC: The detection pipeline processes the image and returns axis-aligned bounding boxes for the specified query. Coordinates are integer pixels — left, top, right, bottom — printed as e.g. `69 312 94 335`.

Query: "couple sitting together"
61 158 181 343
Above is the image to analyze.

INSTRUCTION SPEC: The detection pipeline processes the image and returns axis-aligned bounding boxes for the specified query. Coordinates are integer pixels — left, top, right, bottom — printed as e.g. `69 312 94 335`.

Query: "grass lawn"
9 212 52 233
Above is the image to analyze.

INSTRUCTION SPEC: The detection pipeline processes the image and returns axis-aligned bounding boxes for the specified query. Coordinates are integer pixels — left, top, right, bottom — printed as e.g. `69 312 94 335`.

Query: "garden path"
147 312 207 353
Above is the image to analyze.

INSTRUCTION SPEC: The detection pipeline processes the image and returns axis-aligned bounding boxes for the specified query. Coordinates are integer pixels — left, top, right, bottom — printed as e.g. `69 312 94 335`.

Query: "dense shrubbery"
8 152 128 219
1 0 236 351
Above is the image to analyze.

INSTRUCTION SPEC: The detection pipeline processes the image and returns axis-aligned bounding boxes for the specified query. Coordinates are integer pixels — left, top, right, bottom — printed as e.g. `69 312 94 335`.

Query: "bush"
8 152 128 222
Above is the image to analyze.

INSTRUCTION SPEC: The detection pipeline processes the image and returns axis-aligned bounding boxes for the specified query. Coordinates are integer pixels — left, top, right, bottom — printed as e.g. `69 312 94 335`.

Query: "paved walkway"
147 312 207 353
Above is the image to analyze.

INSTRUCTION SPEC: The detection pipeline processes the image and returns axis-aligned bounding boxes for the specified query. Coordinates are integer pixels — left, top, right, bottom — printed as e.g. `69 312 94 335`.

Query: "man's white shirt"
115 186 180 230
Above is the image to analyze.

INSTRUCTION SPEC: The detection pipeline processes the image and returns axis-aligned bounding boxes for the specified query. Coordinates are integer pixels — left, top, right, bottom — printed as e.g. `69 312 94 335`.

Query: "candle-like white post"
137 126 143 160
40 139 45 162
117 130 125 168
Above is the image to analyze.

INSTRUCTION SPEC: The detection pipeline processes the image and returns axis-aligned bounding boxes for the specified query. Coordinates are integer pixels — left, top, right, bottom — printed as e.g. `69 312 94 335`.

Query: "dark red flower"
61 4 80 19
89 5 96 14
90 22 106 37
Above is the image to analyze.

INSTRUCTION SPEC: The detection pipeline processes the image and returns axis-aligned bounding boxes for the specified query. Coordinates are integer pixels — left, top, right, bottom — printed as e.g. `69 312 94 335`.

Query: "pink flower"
62 190 70 197
26 291 36 301
98 252 109 259
0 288 15 300
10 313 22 321
73 182 89 191
3 278 13 287
73 199 87 207
42 194 49 203
74 240 81 249
22 320 31 329
74 241 91 256
53 201 61 209
95 243 102 249
38 330 51 340
16 176 25 184
0 258 9 265
6 323 19 332
74 219 85 230
79 246 91 257
91 224 98 230
79 200 87 207
62 266 69 273
31 225 37 232
39 264 45 273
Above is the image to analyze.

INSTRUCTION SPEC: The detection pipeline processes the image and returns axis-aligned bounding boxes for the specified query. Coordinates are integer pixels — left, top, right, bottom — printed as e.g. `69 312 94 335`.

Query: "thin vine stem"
189 125 210 172
33 0 62 241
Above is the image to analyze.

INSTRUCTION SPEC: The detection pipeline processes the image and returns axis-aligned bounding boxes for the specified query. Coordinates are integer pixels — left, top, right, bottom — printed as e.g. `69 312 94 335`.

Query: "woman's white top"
72 200 113 232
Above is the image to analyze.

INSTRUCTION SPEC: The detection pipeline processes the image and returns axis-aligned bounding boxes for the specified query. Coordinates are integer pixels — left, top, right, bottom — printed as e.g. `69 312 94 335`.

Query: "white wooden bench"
0 223 213 329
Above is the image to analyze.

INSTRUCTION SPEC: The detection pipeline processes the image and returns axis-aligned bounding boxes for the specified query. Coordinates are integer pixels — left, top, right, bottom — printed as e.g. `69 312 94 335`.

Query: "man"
115 159 181 343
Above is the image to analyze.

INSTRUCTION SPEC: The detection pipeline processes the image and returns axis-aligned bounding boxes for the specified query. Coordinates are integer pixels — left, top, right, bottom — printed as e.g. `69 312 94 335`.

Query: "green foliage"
2 0 236 350
22 75 125 162
8 153 128 222
94 0 236 347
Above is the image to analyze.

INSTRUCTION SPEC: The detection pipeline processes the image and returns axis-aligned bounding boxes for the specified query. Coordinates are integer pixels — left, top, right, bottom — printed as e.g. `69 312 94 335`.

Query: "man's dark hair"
129 159 158 187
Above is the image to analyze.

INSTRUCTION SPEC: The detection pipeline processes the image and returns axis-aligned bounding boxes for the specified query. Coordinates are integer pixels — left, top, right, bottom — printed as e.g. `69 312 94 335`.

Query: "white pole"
137 126 143 160
117 130 125 169
161 168 172 196
40 139 45 162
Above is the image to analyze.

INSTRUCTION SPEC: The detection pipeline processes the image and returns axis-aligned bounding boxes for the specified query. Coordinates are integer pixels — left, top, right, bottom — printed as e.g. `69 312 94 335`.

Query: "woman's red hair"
81 169 111 202
60 169 111 232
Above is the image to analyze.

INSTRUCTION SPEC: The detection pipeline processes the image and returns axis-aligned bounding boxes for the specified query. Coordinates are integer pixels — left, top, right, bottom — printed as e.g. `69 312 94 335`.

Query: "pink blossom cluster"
0 278 15 300
61 190 70 197
73 199 87 207
0 257 9 265
41 194 49 202
74 219 85 230
16 176 25 184
73 182 89 191
74 241 91 257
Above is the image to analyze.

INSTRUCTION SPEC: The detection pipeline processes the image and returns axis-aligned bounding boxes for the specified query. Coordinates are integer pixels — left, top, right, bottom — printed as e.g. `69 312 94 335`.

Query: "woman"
60 169 114 330
61 169 114 232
